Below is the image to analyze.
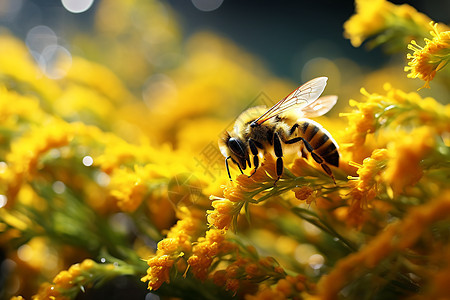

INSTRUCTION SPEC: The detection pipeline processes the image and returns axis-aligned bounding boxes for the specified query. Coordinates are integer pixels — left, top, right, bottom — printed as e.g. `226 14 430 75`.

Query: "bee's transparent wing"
300 95 338 118
254 77 328 125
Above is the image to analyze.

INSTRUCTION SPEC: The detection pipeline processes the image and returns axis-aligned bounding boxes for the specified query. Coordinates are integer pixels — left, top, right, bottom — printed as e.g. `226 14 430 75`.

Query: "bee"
218 77 339 183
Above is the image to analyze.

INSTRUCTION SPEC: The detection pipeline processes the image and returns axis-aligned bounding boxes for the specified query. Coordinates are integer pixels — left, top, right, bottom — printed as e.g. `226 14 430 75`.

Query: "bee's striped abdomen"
298 120 339 167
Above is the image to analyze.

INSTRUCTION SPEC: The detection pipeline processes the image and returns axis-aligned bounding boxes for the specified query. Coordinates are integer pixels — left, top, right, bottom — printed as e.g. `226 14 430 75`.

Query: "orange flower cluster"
2 119 74 205
211 249 287 295
142 208 203 290
207 197 236 230
32 259 107 300
207 154 279 230
406 22 450 89
318 190 450 300
246 275 313 300
187 229 235 280
345 149 389 226
384 127 434 195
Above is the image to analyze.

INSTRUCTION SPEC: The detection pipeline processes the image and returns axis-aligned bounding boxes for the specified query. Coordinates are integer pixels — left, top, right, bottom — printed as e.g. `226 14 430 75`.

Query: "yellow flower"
187 229 234 280
340 149 388 227
0 34 60 100
318 190 450 299
339 90 380 158
164 208 203 252
344 0 446 52
207 253 287 295
341 85 449 161
344 0 395 47
142 207 203 290
141 255 176 291
245 275 310 300
31 259 104 300
419 247 450 300
207 197 236 230
405 22 450 89
2 118 74 204
32 282 67 300
384 127 434 195
349 149 389 192
108 167 148 212
245 284 286 300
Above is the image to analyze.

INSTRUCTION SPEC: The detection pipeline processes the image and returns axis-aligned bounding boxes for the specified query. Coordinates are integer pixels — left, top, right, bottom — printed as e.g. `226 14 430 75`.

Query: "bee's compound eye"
228 138 245 157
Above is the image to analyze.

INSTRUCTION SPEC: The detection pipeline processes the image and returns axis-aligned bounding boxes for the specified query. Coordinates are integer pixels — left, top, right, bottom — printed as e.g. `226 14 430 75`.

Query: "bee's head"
218 132 249 170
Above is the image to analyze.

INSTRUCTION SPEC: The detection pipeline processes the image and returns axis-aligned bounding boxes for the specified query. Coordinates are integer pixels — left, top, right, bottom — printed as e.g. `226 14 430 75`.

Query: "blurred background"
1 0 449 97
0 0 449 298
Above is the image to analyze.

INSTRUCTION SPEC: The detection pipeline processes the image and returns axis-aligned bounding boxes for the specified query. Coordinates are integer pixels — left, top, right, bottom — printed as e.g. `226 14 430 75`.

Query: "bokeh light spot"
52 181 66 194
0 195 7 208
308 254 325 270
294 244 317 264
191 0 223 12
0 161 7 174
0 0 24 20
82 155 94 167
40 45 72 79
95 171 110 187
61 0 94 14
17 244 32 262
26 25 57 55
145 293 161 300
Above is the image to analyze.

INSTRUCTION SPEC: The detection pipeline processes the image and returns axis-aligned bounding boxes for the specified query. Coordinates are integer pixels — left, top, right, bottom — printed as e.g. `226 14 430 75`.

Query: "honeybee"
218 77 339 183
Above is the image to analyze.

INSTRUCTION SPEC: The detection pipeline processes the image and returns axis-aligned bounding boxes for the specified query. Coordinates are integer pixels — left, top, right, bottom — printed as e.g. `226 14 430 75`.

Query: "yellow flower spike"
344 149 389 227
246 275 313 300
32 282 66 300
207 197 235 230
141 255 176 291
187 229 234 281
109 167 148 212
344 0 395 47
80 259 95 271
67 263 81 277
353 149 389 192
405 22 450 89
52 270 73 289
341 84 449 162
344 0 448 52
142 208 204 290
318 190 450 299
222 185 247 203
384 127 435 195
225 278 240 294
2 118 75 204
30 259 135 300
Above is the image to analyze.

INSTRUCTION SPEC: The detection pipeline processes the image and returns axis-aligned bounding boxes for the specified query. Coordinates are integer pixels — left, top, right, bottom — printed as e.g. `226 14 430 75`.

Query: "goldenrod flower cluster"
405 22 450 89
0 0 449 300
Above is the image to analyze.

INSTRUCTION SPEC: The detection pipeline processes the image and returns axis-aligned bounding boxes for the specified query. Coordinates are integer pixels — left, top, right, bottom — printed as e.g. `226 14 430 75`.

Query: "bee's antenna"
225 156 233 181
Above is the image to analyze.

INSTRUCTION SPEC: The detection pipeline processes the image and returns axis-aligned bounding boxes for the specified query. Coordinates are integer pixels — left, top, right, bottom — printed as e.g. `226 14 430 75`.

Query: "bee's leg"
273 133 284 183
290 124 308 158
225 156 243 181
284 136 336 184
289 123 299 135
248 139 260 177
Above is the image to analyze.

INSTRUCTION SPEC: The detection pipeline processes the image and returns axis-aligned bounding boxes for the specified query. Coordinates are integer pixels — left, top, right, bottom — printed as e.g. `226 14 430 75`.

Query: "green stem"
290 206 358 252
